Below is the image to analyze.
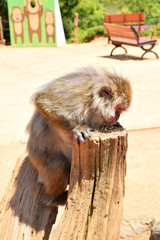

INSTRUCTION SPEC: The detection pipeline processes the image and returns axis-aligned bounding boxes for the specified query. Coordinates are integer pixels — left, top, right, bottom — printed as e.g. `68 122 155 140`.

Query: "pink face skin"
100 86 127 125
104 102 126 125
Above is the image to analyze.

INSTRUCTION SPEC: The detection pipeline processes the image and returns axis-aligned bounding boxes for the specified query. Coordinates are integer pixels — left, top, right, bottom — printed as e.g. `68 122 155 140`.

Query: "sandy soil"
0 37 160 239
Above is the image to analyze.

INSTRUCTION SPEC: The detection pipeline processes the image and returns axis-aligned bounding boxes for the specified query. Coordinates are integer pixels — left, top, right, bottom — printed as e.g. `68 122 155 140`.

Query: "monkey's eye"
100 87 112 98
104 89 110 95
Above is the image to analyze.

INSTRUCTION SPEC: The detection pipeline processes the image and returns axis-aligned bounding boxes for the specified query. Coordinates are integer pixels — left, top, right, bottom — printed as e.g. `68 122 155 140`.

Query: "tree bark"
51 129 128 240
0 155 58 240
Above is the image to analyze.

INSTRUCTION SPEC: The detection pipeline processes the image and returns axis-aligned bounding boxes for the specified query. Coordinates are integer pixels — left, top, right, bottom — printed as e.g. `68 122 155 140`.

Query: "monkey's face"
92 77 132 126
45 11 54 24
100 88 126 124
12 8 23 22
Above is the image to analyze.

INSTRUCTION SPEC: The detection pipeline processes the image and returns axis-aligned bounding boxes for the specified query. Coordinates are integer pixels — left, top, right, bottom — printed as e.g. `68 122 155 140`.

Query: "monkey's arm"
35 92 92 143
24 7 29 17
35 92 61 122
39 5 43 17
22 13 24 22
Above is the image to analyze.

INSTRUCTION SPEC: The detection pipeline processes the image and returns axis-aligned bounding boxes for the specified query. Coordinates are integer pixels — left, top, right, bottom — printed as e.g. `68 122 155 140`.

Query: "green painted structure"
7 0 65 47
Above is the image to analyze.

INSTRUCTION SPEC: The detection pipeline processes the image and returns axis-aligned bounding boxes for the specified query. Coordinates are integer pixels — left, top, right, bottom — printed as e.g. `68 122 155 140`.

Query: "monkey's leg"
42 191 69 207
21 33 24 44
29 153 70 206
38 31 42 43
14 34 17 45
28 31 32 44
53 32 55 43
46 34 49 44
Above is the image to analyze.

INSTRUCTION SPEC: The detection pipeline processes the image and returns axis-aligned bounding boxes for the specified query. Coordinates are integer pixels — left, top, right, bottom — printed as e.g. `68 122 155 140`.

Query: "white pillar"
55 0 66 47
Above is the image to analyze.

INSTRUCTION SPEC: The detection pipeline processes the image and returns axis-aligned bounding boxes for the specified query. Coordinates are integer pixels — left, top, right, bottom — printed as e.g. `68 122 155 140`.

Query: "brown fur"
26 67 132 206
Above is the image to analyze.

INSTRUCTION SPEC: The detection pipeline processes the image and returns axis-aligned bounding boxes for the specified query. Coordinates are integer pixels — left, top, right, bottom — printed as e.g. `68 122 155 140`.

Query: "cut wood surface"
0 155 58 240
51 128 128 240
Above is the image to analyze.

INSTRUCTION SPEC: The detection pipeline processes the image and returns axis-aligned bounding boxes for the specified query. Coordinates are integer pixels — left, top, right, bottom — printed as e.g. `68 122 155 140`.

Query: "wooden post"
0 155 58 240
51 128 128 240
0 16 5 45
73 12 79 43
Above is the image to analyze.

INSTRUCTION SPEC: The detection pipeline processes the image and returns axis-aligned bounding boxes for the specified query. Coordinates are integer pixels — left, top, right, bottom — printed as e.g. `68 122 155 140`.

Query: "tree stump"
51 128 128 240
0 127 128 240
0 155 58 240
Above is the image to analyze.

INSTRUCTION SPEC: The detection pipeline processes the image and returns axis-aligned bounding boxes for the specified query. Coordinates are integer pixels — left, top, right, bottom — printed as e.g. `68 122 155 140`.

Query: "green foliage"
1 0 160 44
78 26 107 43
0 0 7 15
116 0 160 38
59 0 79 16
74 0 106 42
60 0 160 43
59 0 79 39
0 0 7 7
0 0 10 44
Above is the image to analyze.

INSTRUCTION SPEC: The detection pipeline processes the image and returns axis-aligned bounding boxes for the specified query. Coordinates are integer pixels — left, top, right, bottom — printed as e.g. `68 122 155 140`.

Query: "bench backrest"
104 12 145 26
104 23 139 43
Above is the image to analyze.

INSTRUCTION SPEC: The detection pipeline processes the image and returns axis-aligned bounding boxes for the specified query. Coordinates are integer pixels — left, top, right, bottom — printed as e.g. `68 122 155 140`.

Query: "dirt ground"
0 37 160 239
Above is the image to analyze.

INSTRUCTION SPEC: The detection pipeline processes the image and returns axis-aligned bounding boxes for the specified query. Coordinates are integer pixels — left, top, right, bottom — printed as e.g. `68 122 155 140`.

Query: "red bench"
104 23 158 59
104 12 145 26
104 12 156 41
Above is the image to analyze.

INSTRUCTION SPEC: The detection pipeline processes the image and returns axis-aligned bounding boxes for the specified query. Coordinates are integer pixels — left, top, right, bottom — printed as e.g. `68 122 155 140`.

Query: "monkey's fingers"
81 130 91 139
73 129 91 144
74 131 85 144
72 125 92 144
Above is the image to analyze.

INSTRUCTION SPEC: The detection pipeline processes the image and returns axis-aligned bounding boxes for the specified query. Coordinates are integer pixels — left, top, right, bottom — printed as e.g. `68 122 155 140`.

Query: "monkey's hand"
72 125 92 144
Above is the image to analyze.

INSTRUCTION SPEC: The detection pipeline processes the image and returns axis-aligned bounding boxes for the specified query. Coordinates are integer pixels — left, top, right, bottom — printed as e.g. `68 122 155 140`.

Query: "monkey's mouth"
104 117 118 125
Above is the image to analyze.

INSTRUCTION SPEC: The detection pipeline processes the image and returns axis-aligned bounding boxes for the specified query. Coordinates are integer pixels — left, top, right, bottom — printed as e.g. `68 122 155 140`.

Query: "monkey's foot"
40 191 68 207
72 125 92 143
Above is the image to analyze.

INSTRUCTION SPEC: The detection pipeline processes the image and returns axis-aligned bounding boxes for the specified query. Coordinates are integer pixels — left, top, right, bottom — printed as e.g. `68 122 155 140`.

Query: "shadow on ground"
99 54 147 61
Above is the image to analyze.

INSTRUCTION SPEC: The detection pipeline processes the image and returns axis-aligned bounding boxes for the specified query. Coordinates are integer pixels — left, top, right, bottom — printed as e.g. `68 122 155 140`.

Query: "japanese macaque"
26 67 132 206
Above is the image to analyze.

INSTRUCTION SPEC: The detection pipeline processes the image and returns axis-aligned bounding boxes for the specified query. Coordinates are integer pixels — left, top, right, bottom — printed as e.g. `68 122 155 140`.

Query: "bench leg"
140 45 159 59
110 44 128 56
